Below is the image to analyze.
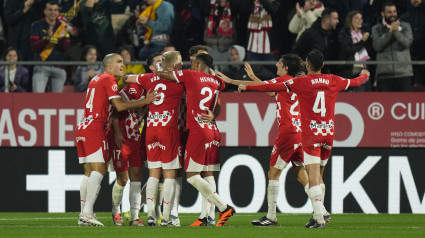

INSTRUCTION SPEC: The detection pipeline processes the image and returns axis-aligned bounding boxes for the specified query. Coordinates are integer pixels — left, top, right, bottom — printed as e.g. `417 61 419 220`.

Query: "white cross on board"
26 150 84 213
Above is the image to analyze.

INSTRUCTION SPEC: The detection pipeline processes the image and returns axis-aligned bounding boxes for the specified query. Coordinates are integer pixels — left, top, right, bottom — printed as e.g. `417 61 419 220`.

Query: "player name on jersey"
311 78 330 85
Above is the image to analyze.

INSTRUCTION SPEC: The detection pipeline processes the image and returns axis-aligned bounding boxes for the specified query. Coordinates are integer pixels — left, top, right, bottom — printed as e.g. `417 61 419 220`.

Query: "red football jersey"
76 73 121 132
284 74 350 137
137 73 185 127
172 70 225 130
247 73 368 138
265 75 301 133
119 83 146 141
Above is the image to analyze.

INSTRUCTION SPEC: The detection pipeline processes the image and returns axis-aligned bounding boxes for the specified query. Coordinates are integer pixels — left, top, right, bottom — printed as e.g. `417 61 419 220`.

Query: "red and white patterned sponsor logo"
129 88 137 94
204 140 220 150
292 118 302 133
194 112 217 130
147 111 173 127
309 119 334 136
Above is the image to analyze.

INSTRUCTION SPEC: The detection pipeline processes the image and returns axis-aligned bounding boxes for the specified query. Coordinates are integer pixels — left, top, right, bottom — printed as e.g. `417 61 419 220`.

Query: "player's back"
137 72 185 127
173 70 225 130
286 73 349 136
268 75 301 133
79 73 121 131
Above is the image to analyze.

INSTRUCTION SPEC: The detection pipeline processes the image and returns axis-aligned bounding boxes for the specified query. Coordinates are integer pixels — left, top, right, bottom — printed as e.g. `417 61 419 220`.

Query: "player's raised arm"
244 62 263 83
216 70 264 86
125 74 139 84
111 89 159 112
348 69 370 88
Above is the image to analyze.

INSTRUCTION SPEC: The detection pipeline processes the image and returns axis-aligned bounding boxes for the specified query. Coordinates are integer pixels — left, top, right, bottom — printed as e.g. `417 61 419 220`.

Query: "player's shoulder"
274 75 293 83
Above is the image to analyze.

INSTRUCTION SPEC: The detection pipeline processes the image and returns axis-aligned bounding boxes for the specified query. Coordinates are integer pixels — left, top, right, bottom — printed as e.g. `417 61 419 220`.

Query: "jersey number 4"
313 91 326 117
86 88 95 113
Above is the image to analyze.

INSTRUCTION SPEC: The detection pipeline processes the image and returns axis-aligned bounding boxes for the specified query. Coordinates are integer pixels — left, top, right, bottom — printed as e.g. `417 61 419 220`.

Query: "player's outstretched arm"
125 74 139 84
156 71 177 82
245 82 288 92
112 90 159 112
349 69 370 87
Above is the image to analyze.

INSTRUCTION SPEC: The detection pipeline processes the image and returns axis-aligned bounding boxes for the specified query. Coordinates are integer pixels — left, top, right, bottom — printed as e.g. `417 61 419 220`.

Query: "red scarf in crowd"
206 0 233 37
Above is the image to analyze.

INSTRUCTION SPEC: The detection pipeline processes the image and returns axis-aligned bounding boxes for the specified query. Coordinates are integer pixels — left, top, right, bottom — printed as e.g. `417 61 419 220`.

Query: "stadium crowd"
1 0 425 92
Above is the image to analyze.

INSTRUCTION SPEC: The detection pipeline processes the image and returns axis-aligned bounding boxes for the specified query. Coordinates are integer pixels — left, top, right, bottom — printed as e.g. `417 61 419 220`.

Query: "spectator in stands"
246 0 281 63
0 47 30 92
4 0 46 60
338 11 371 91
289 0 324 41
59 0 86 86
74 45 103 92
221 44 274 91
293 8 339 72
116 2 145 53
117 45 145 89
204 0 235 64
401 0 425 89
30 0 70 93
80 0 123 57
372 2 413 92
137 0 174 61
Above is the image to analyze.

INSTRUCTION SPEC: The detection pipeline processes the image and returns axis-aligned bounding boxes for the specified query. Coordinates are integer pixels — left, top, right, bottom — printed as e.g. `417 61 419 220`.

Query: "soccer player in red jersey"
109 82 148 227
127 51 185 226
217 54 310 226
154 53 236 227
75 53 159 226
241 49 370 228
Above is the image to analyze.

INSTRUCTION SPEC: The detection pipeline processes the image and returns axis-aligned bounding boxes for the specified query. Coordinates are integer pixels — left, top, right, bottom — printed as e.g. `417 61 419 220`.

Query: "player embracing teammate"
241 49 370 228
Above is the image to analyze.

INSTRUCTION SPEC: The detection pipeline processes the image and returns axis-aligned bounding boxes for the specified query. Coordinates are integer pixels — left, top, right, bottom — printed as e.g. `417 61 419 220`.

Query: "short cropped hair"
146 52 162 67
306 49 324 72
382 1 396 12
195 53 214 69
321 7 337 19
103 53 119 67
189 45 208 57
161 51 181 70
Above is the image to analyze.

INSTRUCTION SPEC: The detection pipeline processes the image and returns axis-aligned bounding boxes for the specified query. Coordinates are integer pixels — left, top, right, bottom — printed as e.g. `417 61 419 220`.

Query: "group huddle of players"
75 45 370 228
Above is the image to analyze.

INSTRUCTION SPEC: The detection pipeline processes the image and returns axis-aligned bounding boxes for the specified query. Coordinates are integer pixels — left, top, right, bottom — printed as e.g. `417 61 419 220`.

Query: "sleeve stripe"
136 74 143 85
345 80 350 90
172 71 180 83
108 95 121 100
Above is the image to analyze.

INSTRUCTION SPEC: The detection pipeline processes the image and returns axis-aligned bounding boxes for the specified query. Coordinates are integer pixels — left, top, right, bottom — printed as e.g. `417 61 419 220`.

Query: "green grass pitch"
0 213 424 238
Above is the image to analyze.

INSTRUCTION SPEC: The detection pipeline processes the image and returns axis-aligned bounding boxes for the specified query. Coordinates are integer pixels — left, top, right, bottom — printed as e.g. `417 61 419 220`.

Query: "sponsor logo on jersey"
313 142 332 150
147 142 166 151
112 84 118 92
75 136 86 142
129 88 137 94
204 140 220 150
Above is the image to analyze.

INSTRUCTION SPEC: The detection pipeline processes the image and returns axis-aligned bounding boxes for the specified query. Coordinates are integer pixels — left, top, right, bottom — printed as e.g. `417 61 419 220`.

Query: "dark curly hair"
281 54 306 77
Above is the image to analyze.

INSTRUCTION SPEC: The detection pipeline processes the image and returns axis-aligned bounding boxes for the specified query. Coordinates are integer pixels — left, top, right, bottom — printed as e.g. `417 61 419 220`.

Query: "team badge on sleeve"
112 84 118 92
